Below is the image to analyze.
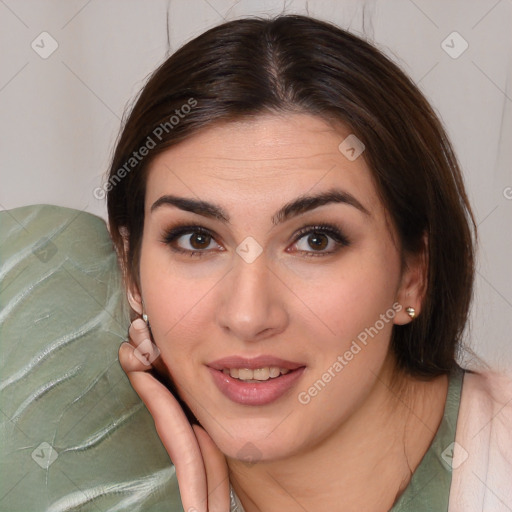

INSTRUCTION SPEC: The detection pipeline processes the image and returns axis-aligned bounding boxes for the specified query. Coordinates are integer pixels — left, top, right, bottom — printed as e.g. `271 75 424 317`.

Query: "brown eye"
189 232 212 250
161 225 222 257
290 224 351 257
306 232 329 251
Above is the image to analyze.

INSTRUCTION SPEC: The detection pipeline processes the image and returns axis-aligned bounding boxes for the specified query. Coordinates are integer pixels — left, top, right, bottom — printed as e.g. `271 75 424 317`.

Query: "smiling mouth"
207 355 306 404
221 366 292 382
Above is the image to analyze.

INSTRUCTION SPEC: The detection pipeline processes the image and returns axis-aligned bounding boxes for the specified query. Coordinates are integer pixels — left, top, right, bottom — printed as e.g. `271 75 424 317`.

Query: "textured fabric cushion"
0 205 183 511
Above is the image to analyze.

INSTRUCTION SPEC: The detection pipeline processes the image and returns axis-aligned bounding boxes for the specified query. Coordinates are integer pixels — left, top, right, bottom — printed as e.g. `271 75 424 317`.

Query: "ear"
126 284 143 316
117 226 143 316
394 232 428 326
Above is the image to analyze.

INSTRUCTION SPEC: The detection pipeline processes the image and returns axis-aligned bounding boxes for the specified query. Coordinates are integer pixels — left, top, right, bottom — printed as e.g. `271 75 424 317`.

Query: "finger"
128 370 209 512
124 318 160 368
193 425 230 512
129 318 150 345
119 342 151 373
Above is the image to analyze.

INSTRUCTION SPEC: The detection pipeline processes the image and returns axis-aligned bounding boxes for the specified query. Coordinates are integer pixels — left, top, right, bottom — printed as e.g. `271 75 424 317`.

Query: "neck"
227 356 449 512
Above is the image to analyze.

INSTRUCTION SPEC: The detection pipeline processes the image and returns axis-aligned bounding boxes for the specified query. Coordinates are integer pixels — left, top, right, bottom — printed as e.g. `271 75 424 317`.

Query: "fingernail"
133 339 160 366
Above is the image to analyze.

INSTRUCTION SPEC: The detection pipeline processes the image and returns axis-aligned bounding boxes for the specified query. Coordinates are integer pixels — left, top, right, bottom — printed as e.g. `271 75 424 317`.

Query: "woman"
106 15 512 512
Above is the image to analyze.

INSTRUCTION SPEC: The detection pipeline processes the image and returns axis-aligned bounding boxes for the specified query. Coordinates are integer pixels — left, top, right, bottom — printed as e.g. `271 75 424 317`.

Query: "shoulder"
462 367 512 414
448 367 512 512
461 368 512 439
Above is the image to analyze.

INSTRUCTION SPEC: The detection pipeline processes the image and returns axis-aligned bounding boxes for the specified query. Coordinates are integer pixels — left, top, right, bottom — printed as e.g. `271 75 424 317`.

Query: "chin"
227 443 290 465
210 428 303 465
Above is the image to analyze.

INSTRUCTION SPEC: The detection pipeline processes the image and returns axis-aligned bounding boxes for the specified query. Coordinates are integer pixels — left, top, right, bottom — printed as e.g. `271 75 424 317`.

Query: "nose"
216 251 289 342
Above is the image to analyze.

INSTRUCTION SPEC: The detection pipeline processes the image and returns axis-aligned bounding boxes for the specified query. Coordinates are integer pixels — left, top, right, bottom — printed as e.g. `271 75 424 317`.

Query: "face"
132 113 418 462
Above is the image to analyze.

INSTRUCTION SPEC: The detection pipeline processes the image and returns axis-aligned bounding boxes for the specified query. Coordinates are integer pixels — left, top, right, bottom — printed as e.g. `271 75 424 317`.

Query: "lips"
207 355 305 371
207 355 307 406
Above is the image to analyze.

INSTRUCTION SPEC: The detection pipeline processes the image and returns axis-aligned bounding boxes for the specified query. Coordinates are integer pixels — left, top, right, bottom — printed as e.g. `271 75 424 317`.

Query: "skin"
119 113 449 511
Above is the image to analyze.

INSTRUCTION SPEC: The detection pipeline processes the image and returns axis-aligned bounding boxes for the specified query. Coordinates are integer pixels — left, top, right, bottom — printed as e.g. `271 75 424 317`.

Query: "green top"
230 365 465 512
389 365 465 511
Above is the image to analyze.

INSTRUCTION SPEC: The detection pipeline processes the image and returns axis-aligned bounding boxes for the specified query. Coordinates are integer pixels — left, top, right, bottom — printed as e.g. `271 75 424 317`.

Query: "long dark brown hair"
106 15 476 379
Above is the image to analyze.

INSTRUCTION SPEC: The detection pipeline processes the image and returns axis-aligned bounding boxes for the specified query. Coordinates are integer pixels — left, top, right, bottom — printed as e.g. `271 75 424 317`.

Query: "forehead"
145 113 382 218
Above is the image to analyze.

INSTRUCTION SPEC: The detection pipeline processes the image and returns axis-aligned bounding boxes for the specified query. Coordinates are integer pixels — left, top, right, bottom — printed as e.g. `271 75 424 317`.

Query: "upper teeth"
222 367 291 381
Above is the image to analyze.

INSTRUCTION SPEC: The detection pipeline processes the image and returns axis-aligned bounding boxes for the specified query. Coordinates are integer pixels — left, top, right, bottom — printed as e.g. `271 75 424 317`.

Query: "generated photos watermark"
93 97 197 200
298 302 403 404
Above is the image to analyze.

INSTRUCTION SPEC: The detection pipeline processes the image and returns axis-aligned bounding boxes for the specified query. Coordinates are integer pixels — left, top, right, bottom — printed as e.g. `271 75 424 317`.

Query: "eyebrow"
150 188 370 225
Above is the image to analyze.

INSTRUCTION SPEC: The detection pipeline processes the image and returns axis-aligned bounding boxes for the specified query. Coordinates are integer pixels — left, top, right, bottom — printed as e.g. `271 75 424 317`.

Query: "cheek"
137 243 221 362
282 246 401 345
287 247 402 409
290 245 402 416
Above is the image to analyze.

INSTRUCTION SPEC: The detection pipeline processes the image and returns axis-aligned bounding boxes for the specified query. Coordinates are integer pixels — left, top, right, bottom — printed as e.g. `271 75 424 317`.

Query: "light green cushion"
0 204 184 511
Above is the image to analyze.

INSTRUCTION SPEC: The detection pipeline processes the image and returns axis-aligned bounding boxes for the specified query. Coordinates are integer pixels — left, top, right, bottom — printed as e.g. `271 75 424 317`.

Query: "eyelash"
160 223 351 258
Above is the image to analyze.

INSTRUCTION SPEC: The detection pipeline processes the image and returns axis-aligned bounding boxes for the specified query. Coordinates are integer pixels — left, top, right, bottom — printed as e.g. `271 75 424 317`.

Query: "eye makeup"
159 221 351 258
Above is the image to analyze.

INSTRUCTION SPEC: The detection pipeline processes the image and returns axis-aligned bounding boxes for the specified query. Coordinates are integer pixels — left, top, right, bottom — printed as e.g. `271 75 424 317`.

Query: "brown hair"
106 14 476 378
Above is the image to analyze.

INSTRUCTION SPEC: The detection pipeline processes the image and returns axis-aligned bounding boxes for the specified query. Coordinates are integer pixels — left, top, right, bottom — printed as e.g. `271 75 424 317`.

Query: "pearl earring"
141 299 149 326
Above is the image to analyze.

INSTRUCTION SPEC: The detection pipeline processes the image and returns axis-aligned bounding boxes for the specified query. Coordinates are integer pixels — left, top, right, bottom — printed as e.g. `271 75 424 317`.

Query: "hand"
119 319 230 512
